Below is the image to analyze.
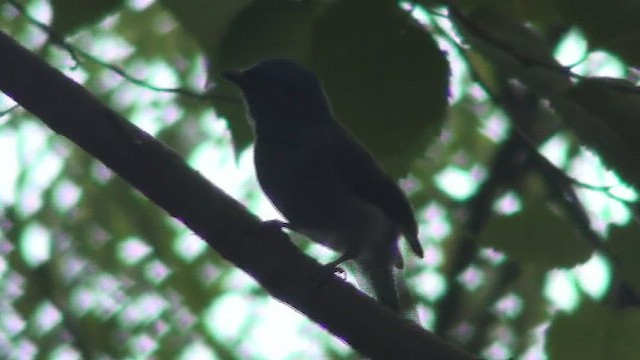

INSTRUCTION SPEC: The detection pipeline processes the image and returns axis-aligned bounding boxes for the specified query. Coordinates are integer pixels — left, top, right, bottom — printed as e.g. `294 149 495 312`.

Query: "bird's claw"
310 262 348 290
262 219 291 230
333 266 347 279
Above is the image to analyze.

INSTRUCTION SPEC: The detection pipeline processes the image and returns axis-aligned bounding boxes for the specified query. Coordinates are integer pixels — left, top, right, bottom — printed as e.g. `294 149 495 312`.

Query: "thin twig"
6 0 239 103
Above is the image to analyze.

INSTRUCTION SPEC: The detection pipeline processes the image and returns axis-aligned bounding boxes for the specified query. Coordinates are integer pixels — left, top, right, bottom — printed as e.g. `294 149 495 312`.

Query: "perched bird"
222 58 423 312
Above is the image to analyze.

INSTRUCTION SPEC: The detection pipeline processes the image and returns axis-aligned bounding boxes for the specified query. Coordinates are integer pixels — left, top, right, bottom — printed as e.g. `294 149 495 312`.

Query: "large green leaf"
547 301 640 360
456 0 563 28
478 191 591 267
607 224 640 296
159 0 252 53
553 78 640 189
51 0 124 35
309 0 449 176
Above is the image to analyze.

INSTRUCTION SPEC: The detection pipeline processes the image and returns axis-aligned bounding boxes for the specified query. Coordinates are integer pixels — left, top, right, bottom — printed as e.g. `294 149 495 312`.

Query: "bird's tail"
350 256 421 323
395 270 421 323
351 257 400 311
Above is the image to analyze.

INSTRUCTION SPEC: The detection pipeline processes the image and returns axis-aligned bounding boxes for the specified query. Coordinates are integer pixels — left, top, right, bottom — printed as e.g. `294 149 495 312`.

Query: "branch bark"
0 30 478 360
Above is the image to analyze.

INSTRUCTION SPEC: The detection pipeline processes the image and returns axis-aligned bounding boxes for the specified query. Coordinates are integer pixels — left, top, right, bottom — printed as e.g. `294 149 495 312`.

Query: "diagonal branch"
0 30 478 360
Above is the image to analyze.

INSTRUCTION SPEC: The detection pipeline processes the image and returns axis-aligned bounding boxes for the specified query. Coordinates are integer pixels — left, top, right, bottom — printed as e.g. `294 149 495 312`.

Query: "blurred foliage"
1 0 640 359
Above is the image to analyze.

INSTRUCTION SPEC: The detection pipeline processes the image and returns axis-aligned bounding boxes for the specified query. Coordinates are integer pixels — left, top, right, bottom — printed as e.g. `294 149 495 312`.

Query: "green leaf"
453 9 572 98
309 0 449 176
51 0 125 35
607 224 640 296
547 301 640 360
478 192 591 267
555 0 640 66
553 78 640 189
160 0 253 54
456 0 563 28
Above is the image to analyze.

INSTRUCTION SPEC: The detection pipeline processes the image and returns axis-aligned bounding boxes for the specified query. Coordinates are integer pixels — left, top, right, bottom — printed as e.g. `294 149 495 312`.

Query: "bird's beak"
220 70 247 88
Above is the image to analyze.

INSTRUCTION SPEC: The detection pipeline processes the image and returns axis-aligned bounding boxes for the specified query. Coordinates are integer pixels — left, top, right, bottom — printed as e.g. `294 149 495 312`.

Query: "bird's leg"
324 246 360 277
264 220 353 277
265 220 348 267
325 251 354 269
302 248 359 298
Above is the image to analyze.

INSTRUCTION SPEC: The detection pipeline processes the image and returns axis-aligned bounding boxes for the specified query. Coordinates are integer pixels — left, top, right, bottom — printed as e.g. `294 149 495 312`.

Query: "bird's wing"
311 126 423 258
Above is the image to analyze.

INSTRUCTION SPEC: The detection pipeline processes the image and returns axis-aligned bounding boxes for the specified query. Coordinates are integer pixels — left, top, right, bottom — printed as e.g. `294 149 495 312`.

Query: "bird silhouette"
222 58 423 312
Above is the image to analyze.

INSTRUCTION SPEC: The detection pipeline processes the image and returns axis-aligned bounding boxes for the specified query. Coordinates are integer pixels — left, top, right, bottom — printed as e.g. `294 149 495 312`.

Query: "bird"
221 58 423 312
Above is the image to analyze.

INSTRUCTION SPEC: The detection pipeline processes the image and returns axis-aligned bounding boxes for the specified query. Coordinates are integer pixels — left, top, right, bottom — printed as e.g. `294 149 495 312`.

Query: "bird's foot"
262 219 291 230
304 252 355 291
333 266 347 279
309 263 348 292
318 250 358 281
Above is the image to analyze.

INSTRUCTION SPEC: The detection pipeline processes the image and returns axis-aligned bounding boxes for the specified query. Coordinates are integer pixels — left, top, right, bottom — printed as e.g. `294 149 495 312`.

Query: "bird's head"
221 58 334 133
